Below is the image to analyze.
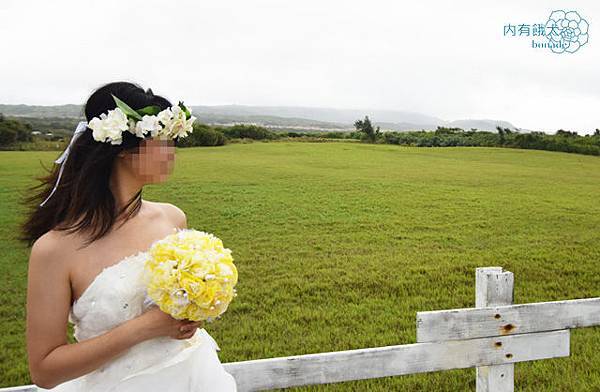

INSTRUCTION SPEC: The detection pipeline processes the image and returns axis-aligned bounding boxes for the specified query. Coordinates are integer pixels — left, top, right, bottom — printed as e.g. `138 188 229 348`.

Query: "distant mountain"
0 103 522 132
448 119 520 132
189 105 521 131
190 104 445 127
185 111 348 131
0 104 83 118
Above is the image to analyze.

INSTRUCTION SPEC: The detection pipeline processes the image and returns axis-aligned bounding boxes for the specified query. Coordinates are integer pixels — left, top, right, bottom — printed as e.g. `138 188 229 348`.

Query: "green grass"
1 142 599 390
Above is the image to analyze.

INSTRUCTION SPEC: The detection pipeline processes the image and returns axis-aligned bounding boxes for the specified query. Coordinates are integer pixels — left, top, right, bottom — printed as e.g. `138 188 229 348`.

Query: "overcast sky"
1 0 598 133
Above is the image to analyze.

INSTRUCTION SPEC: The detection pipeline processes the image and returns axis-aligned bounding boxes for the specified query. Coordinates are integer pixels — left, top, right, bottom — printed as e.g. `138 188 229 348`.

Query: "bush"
221 124 276 140
0 116 33 147
0 128 17 145
176 123 226 147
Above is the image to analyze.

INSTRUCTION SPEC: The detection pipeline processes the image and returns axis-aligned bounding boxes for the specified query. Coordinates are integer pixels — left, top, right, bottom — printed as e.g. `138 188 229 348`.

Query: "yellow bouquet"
141 228 238 322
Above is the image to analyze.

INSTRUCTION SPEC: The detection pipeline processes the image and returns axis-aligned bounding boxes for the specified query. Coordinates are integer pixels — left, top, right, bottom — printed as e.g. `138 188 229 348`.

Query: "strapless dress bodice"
37 251 237 391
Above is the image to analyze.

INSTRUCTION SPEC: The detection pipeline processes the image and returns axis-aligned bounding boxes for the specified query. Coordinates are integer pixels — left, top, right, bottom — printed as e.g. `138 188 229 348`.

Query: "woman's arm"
26 233 201 389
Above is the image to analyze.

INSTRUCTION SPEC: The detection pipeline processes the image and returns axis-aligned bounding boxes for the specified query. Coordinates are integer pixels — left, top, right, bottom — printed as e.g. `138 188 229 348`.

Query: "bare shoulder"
27 230 72 308
29 230 69 269
147 200 187 229
28 230 78 294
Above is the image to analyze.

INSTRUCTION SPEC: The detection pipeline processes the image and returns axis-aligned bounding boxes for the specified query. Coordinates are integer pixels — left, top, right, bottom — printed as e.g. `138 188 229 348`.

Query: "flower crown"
88 94 197 145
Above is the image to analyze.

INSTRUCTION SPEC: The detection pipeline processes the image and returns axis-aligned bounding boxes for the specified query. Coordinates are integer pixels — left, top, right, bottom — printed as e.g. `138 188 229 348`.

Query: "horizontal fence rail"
222 330 569 391
2 266 598 392
417 297 600 343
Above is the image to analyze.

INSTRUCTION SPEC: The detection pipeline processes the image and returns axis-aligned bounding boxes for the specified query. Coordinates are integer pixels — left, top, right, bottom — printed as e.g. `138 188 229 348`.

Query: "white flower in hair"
87 94 196 145
131 114 162 138
157 107 174 131
127 118 137 135
88 107 129 145
161 105 196 139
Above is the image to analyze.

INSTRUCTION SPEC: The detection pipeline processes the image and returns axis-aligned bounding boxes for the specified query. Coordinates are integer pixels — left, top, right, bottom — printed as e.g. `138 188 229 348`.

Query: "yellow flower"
143 229 238 321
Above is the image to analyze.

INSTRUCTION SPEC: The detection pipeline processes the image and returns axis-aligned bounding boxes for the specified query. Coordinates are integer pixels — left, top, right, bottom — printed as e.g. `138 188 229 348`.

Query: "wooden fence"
2 266 599 391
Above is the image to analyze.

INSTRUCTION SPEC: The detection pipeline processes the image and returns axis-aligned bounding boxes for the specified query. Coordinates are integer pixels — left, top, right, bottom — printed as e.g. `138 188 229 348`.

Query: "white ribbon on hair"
39 121 89 207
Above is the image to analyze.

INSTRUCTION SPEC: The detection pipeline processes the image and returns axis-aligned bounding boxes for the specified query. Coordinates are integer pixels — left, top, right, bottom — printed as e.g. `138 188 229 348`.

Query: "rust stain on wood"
500 323 516 334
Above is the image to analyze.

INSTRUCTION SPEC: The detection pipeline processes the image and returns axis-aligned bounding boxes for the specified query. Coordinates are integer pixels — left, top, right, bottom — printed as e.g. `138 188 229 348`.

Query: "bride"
20 81 238 391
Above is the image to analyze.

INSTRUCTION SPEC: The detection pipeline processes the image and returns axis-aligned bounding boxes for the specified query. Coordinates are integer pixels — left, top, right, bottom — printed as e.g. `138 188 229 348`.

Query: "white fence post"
475 267 515 392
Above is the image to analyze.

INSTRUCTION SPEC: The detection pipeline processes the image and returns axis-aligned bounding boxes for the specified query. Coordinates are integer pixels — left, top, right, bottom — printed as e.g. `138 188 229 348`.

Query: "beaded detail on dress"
69 252 147 341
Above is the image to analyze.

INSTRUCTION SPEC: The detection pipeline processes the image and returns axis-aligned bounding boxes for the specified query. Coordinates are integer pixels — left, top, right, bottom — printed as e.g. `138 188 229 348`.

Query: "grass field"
1 142 599 390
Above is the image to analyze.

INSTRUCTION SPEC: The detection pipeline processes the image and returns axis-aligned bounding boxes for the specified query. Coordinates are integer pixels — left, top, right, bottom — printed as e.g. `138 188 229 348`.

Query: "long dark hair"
18 81 173 248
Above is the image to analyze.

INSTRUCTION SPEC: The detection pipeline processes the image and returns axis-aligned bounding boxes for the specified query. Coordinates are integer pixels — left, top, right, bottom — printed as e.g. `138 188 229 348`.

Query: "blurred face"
124 136 175 184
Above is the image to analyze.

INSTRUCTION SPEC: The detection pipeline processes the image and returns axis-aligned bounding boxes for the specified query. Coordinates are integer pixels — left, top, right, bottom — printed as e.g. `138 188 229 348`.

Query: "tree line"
353 116 600 156
2 112 600 157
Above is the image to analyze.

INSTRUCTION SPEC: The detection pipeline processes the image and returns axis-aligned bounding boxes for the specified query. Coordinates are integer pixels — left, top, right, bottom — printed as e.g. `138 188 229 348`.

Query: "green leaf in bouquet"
112 94 143 121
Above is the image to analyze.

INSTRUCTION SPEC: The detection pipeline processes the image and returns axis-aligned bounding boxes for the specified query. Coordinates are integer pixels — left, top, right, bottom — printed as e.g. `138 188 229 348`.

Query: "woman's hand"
135 305 204 341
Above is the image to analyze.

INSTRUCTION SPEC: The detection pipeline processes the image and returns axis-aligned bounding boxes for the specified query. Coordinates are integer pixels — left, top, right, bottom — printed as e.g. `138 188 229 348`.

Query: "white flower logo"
545 10 589 54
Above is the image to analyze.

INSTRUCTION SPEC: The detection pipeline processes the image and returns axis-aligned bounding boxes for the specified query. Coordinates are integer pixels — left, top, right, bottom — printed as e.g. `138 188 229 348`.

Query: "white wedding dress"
37 250 238 392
